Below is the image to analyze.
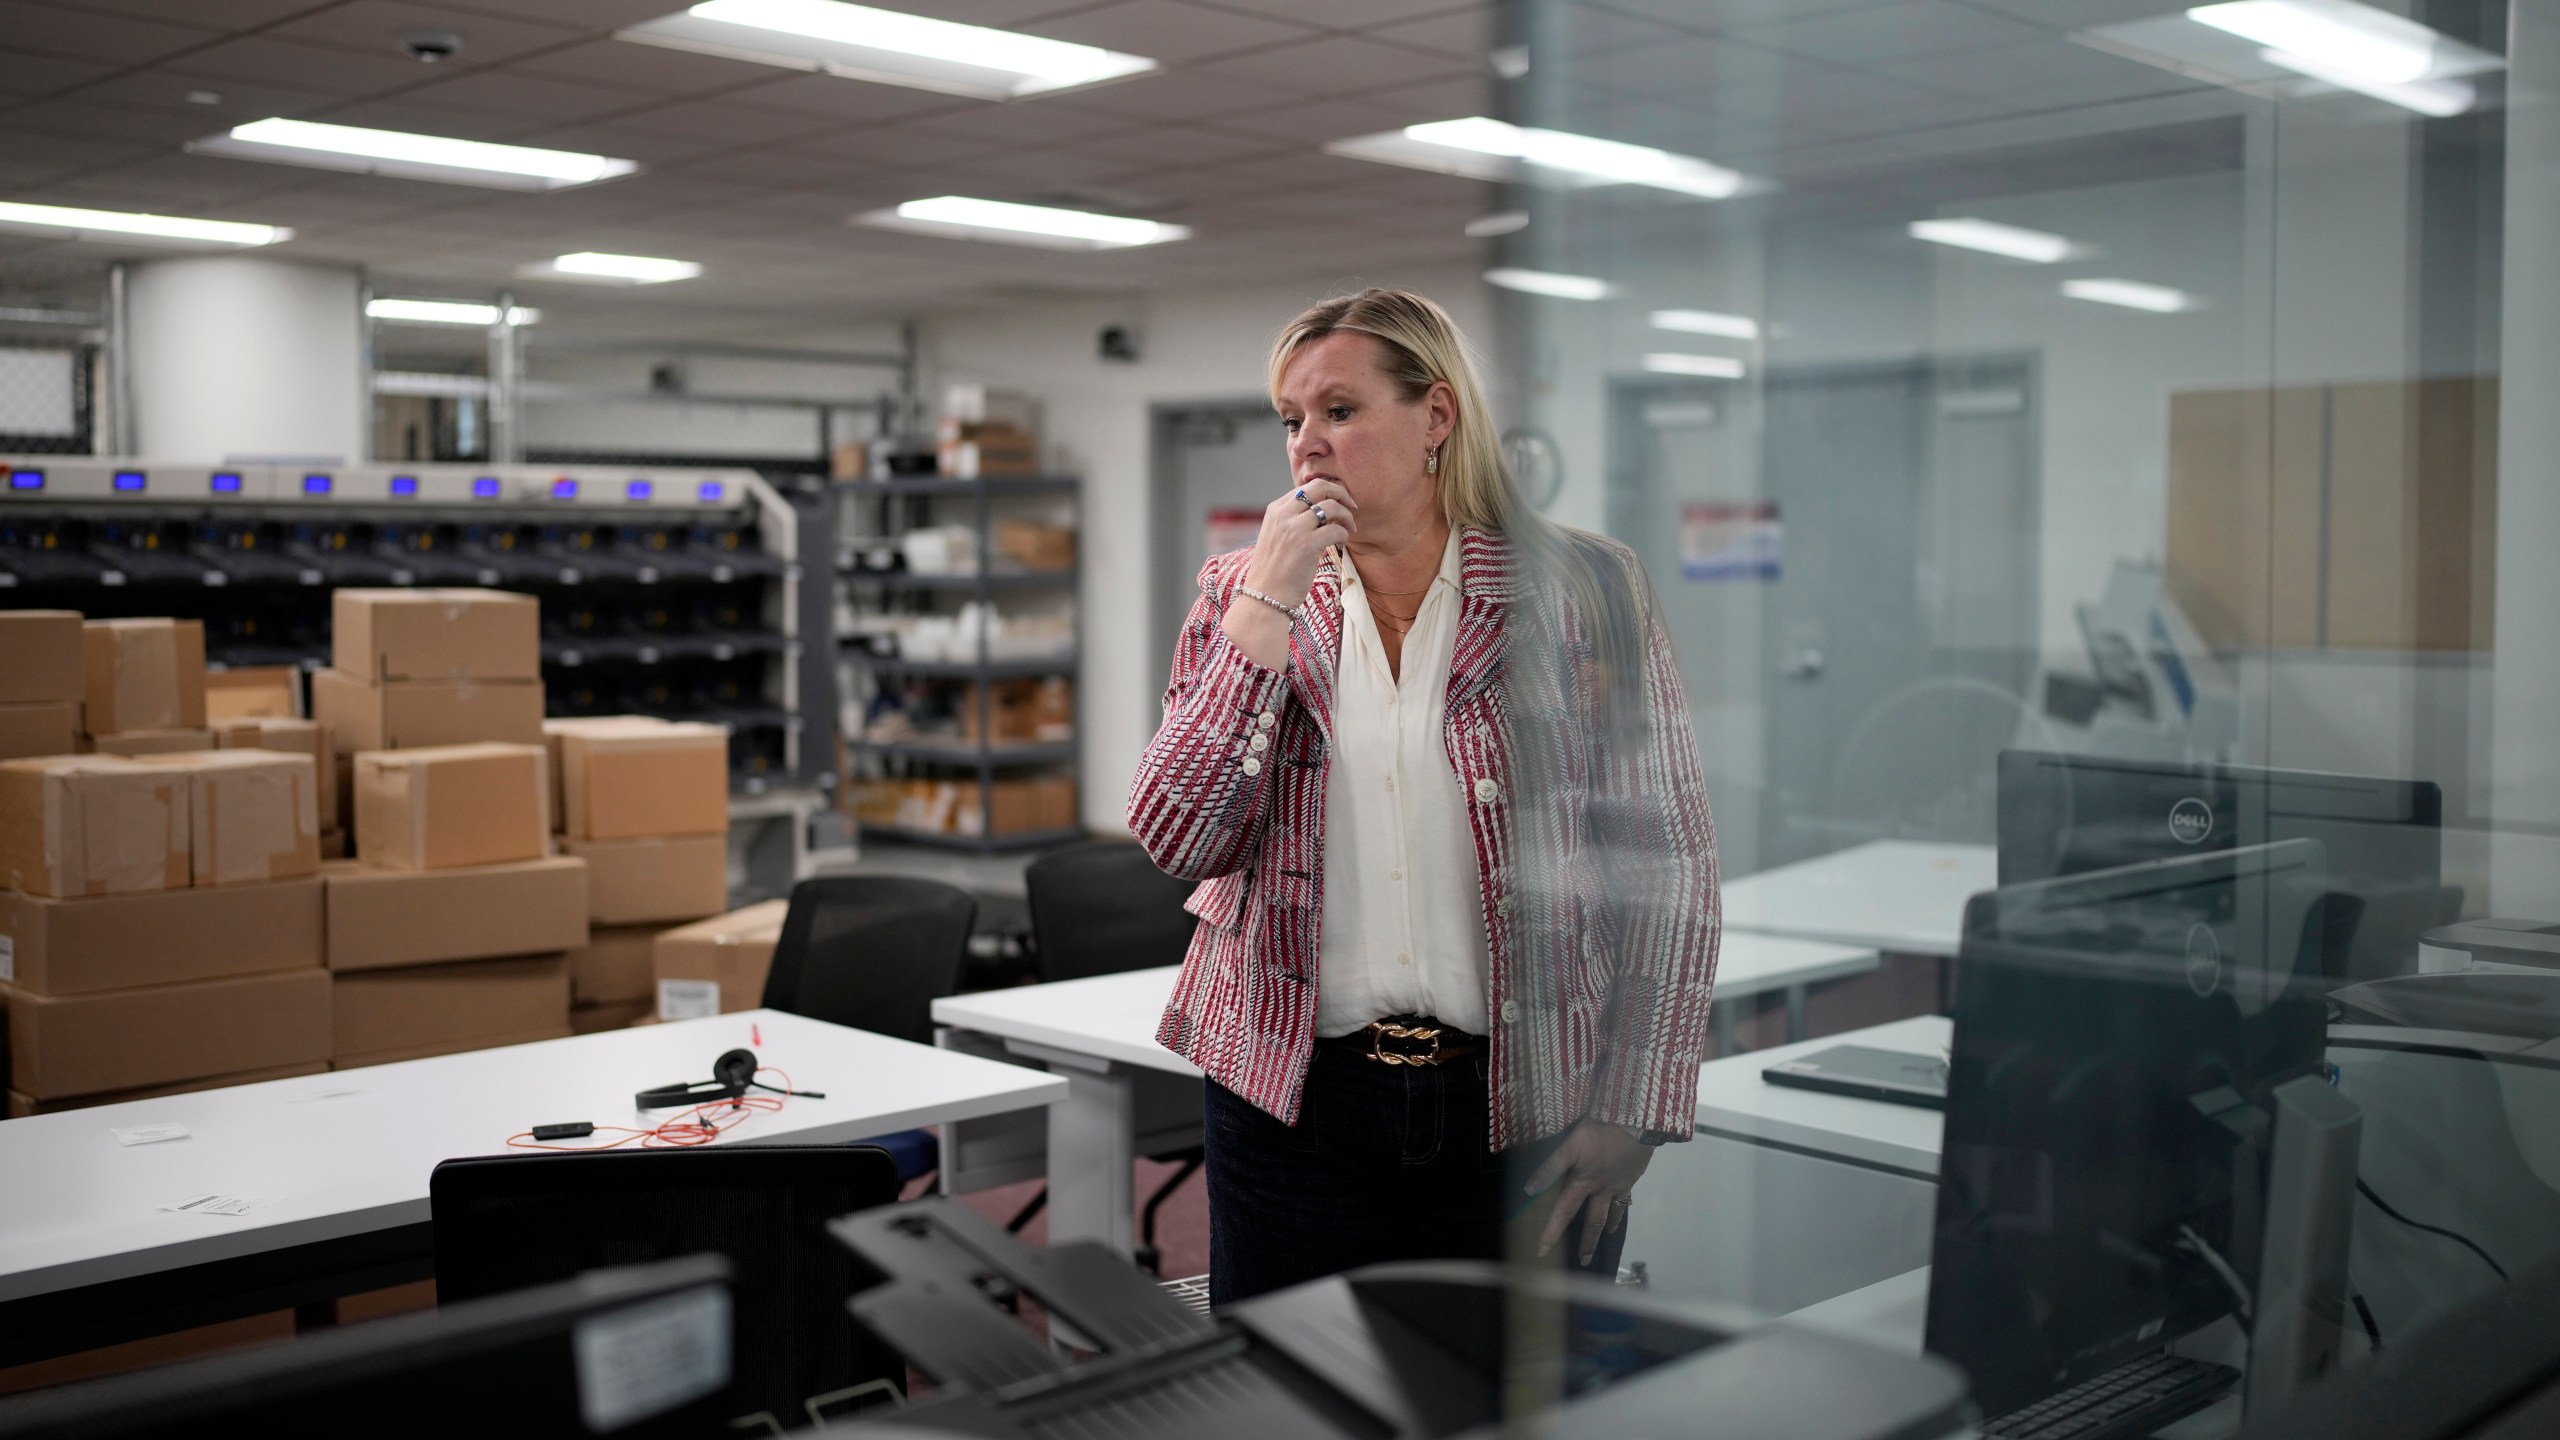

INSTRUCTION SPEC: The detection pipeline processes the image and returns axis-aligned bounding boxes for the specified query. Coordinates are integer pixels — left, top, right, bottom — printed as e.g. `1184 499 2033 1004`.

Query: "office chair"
430 1146 900 1431
1021 840 1204 1273
761 873 980 1184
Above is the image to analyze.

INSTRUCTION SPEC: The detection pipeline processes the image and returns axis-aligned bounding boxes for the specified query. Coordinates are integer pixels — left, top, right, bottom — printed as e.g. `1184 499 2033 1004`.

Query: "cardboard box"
91 728 216 757
353 743 548 871
0 755 189 898
320 827 348 861
330 953 569 1066
567 923 661 1005
0 701 79 761
570 998 652 1035
562 834 727 926
995 519 1077 572
82 619 206 734
954 775 1076 838
6 1061 326 1118
323 855 588 970
3 968 331 1099
0 611 83 705
556 722 728 841
204 665 302 721
333 588 539 683
219 716 334 822
652 899 787 1019
0 876 322 995
543 716 669 832
312 668 543 751
333 1026 572 1071
134 749 319 886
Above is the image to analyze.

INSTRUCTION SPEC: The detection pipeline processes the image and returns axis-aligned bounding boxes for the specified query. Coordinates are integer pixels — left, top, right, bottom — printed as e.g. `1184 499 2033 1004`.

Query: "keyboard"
1981 1352 2238 1440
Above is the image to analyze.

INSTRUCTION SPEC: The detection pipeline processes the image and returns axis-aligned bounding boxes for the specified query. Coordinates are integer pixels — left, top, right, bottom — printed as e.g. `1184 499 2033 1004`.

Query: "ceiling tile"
926 145 1140 192
43 0 323 28
1729 0 2045 65
895 99 1134 148
0 1 222 66
1188 33 1475 98
394 70 647 125
511 119 740 165
54 69 333 121
174 35 453 98
1550 1 1694 54
827 126 1007 168
1198 0 1485 30
1581 0 1895 31
1039 67 1305 123
1 96 233 148
1210 93 1420 147
1887 37 2204 108
1024 1 1320 63
1362 4 1492 60
268 2 586 69
1073 122 1286 170
1957 0 2204 31
606 97 842 145
0 56 115 100
505 38 779 96
726 71 979 124
432 0 706 26
1335 74 1491 126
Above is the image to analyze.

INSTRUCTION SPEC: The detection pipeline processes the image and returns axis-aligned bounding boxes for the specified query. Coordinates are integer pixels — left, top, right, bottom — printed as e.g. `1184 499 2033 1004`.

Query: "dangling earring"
1425 447 1439 475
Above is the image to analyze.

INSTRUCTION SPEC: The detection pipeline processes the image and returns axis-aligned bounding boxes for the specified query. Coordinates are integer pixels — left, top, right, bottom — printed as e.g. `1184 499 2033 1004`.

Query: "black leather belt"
1320 1015 1484 1067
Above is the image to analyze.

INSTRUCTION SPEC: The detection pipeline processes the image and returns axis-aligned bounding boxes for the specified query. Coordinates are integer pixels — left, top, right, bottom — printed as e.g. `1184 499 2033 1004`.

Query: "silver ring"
1608 1194 1632 1209
1311 504 1327 525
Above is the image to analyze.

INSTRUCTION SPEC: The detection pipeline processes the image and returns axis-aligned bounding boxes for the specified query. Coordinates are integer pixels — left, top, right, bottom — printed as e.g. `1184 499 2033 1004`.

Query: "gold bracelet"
1236 584 1298 619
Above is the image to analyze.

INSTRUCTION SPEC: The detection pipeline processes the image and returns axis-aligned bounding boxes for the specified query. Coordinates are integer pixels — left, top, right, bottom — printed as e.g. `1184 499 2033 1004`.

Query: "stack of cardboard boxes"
323 593 584 1067
546 716 733 1034
0 612 82 761
651 899 788 1021
0 633 330 1116
83 618 212 755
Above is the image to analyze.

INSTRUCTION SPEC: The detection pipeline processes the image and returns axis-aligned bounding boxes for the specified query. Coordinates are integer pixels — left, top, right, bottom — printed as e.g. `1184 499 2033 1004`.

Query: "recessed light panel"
190 118 635 191
620 0 1155 100
858 196 1187 250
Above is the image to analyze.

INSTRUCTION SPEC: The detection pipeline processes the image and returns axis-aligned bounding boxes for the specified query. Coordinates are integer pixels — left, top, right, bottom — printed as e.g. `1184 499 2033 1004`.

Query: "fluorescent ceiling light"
2253 48 2476 113
1651 308 1759 340
1465 210 1529 238
1328 117 1752 201
858 195 1187 250
619 0 1155 100
2062 278 2196 313
189 118 635 191
1644 353 1747 378
2187 0 2432 83
1485 268 1612 301
369 298 540 326
528 251 704 284
0 200 288 247
1909 217 2076 263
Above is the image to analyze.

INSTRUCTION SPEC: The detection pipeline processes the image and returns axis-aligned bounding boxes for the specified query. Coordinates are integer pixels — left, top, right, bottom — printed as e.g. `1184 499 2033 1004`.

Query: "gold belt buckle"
1368 1020 1443 1067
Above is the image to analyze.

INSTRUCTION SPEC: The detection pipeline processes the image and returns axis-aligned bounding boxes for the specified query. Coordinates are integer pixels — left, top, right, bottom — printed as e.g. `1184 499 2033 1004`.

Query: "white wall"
518 344 906 460
916 267 1493 832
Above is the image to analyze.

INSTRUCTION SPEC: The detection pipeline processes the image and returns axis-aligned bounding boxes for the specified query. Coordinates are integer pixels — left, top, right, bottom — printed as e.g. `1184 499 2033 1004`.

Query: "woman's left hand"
1524 1121 1657 1264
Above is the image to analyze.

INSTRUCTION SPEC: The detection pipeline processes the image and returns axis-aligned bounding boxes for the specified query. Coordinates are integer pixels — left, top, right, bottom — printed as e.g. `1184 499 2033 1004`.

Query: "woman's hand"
1524 1121 1657 1265
1222 478 1356 668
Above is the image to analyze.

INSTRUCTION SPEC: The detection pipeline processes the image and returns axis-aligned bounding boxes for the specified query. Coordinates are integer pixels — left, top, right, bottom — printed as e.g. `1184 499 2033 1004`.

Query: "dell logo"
2167 797 2214 845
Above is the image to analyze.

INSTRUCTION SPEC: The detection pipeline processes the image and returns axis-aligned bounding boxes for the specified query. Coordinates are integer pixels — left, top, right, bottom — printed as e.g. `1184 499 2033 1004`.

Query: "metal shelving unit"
836 472 1082 852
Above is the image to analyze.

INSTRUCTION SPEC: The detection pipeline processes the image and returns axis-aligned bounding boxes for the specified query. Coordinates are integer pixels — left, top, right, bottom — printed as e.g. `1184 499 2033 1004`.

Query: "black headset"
634 1048 825 1111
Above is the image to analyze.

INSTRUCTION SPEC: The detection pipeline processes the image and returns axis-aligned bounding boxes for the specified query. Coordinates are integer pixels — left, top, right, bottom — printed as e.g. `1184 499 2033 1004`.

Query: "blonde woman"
1127 288 1721 1303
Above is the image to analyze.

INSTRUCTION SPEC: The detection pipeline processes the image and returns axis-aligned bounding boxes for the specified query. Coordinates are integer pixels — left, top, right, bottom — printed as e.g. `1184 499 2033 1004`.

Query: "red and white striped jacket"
1127 525 1721 1149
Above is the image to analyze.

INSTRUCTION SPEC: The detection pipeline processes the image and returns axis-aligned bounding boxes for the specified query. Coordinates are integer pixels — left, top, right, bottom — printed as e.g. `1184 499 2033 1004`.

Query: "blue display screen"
302 473 332 495
210 472 243 493
112 470 147 492
551 478 578 500
472 476 502 499
390 474 420 496
697 480 724 503
626 479 653 501
8 470 42 491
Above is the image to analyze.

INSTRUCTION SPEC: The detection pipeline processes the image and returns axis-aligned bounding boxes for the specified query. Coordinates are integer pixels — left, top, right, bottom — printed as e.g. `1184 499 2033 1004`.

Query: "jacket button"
1242 757 1262 777
1475 777 1500 804
1249 733 1269 753
1257 710 1277 729
1500 999 1520 1024
1495 894 1513 914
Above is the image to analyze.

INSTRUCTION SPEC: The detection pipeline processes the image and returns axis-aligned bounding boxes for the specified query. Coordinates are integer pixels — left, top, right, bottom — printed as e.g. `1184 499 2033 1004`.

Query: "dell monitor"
1927 839 2334 1424
0 1255 735 1438
1998 749 2445 982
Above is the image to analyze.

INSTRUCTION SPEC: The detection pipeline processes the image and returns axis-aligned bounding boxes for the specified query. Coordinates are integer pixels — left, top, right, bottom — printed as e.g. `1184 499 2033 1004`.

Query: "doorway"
1148 399 1286 705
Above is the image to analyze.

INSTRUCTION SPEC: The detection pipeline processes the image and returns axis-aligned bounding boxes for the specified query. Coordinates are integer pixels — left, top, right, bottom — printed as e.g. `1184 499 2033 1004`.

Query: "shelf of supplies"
849 739 1074 766
855 822 1085 852
838 567 1077 591
841 652 1075 680
846 476 1080 498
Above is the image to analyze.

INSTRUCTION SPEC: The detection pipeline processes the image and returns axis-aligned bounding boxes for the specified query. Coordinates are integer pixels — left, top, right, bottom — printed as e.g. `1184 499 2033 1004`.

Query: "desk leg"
1016 1045 1137 1257
1785 984 1808 1044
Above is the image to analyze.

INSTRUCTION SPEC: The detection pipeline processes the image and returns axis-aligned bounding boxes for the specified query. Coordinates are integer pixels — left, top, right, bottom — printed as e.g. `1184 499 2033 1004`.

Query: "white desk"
932 934 1884 1259
1721 840 1997 958
0 1009 1066 1366
1624 1015 1950 1315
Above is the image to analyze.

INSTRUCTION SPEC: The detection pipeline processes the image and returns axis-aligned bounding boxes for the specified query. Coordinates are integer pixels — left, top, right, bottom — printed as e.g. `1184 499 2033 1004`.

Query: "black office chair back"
761 874 979 1044
1025 840 1199 984
430 1146 901 1428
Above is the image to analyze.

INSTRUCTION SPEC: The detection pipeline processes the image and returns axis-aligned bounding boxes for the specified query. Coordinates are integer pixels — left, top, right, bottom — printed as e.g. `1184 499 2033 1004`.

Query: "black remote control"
531 1122 595 1141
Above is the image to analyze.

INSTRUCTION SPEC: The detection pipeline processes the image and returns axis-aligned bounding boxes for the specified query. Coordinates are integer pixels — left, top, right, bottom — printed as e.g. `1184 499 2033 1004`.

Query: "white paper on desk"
158 1193 269 1217
111 1122 189 1146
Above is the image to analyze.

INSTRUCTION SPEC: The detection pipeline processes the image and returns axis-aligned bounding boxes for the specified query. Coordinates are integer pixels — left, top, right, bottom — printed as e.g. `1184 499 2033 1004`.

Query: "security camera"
400 28 464 62
1098 325 1140 363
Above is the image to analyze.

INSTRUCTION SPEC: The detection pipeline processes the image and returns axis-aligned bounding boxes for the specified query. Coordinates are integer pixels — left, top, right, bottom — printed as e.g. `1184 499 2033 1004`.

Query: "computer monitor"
1998 749 2446 982
0 1255 735 1438
1925 839 2334 1419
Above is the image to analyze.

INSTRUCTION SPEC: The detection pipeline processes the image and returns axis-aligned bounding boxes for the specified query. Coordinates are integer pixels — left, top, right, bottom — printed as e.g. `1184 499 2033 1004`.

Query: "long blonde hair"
1267 288 1656 734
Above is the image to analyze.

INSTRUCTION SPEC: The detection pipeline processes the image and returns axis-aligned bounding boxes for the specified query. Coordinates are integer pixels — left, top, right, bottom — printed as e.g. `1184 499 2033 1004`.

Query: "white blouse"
1314 528 1491 1038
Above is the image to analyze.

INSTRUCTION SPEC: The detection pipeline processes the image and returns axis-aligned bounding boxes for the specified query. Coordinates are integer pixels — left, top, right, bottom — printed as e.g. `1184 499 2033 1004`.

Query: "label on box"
657 979 720 1022
159 1192 269 1216
573 1288 733 1433
112 1122 190 1146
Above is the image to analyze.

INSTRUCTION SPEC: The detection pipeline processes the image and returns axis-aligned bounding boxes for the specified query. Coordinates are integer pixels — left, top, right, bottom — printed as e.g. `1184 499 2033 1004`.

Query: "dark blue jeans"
1203 1044 1566 1305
